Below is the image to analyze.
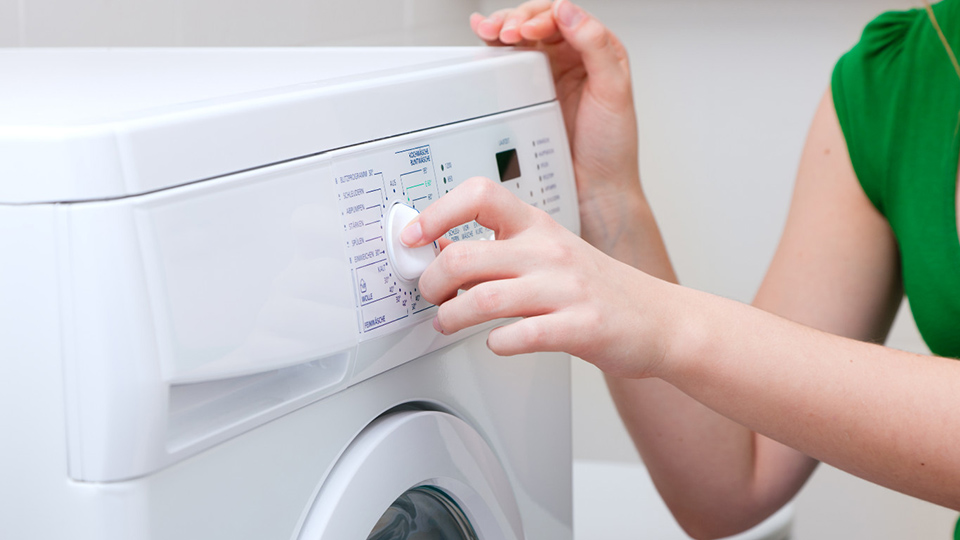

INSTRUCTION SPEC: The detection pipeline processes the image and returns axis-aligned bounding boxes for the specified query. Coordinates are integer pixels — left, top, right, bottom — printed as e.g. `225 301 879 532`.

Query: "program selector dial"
385 202 439 282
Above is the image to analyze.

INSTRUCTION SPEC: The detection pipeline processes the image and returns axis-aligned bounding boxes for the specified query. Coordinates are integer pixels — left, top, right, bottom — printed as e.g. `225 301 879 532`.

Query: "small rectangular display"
496 149 521 182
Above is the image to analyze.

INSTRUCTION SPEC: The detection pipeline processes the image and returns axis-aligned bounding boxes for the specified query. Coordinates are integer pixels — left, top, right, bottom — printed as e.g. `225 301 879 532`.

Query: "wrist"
647 283 716 381
579 183 677 283
577 180 646 252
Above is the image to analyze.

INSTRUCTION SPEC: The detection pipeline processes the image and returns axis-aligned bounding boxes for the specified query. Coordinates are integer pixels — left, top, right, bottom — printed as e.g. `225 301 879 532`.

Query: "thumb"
552 0 630 88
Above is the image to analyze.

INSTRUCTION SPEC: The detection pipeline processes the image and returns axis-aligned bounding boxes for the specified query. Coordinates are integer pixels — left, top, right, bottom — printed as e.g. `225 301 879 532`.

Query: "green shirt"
833 1 960 360
832 3 960 537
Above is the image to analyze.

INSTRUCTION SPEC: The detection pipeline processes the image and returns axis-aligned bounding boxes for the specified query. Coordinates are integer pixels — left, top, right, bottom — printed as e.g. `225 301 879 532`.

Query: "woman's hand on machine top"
469 1 648 258
400 177 676 378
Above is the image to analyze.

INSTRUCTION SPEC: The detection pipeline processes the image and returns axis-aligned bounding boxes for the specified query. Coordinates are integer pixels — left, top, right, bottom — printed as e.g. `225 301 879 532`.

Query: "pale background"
2 0 957 538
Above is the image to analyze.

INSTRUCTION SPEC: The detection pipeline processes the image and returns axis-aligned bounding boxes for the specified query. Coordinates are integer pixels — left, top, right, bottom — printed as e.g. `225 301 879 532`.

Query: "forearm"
659 286 960 510
588 196 796 536
605 375 807 537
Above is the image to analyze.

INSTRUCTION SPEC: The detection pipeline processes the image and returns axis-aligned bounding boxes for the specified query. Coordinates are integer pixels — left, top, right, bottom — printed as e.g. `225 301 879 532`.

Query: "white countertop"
574 460 793 540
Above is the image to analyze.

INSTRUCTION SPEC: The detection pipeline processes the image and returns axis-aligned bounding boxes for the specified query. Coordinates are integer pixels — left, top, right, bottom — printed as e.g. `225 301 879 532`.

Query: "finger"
419 238 530 306
475 9 512 42
469 12 484 35
401 177 537 248
470 12 505 47
499 0 553 44
552 0 630 87
520 9 561 43
486 311 583 356
434 276 552 335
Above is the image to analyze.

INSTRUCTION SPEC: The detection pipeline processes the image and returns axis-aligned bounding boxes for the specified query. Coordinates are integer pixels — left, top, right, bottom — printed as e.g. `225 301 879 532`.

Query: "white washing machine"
0 48 577 539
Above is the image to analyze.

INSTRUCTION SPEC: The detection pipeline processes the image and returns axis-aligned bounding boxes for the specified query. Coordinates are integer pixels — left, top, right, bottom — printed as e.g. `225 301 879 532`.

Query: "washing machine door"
297 410 524 540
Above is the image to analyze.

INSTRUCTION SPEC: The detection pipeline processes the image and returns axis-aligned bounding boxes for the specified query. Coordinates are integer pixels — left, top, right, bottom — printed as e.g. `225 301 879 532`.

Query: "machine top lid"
0 47 555 203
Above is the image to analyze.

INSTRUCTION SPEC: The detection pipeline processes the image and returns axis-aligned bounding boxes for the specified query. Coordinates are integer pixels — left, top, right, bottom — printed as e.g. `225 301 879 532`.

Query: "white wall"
4 0 957 537
0 0 482 46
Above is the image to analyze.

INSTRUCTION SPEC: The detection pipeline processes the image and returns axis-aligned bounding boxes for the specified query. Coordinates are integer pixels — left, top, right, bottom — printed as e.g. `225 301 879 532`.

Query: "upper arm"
755 88 902 342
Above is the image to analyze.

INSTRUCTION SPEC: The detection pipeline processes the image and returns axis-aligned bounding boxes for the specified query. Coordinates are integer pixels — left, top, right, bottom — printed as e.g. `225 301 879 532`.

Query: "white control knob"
385 202 439 283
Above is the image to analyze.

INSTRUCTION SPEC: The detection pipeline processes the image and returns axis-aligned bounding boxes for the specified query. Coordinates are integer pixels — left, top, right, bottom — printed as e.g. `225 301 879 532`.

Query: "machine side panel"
0 205 80 534
61 202 168 481
0 126 125 204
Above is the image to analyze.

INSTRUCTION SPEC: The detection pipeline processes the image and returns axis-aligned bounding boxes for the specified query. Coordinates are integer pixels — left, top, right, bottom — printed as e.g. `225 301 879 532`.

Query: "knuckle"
459 176 490 204
518 0 552 17
520 319 550 350
439 243 472 275
609 33 629 62
463 175 487 189
580 304 603 332
529 206 552 225
543 238 574 265
471 176 499 201
472 284 502 316
566 271 589 296
580 19 611 50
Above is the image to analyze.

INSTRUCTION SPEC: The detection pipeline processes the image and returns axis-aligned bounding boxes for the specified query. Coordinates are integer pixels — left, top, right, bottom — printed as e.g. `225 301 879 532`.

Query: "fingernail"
400 220 422 247
478 19 497 38
502 19 517 31
432 317 444 334
556 0 584 27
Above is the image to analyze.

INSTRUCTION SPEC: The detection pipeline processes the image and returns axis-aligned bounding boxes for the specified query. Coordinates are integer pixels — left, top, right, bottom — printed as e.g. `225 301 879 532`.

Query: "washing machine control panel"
332 103 578 340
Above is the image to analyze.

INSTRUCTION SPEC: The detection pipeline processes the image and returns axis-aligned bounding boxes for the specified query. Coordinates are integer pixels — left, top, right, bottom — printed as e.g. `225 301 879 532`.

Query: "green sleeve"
831 8 922 216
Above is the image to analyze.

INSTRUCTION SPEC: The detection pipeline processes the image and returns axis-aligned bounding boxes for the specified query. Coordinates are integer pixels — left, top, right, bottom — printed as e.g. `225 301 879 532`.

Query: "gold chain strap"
922 1 960 133
923 0 960 81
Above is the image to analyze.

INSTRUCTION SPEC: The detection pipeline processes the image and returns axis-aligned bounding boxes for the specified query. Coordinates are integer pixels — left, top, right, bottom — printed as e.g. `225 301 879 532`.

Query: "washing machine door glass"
367 486 478 540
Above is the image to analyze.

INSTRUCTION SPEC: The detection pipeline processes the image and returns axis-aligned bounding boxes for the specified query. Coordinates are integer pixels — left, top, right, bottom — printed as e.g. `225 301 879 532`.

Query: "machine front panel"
61 101 578 481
